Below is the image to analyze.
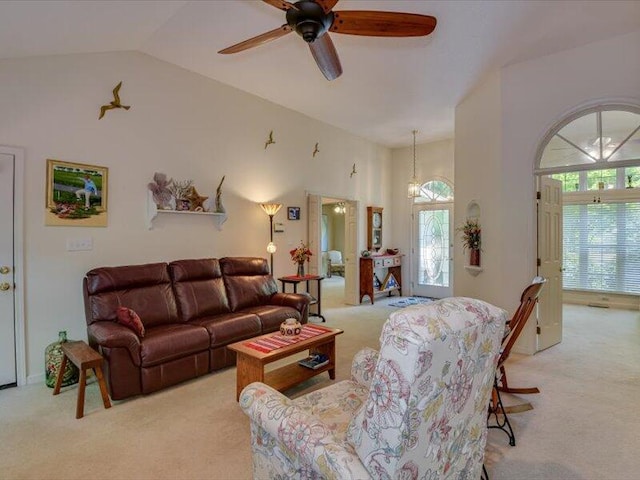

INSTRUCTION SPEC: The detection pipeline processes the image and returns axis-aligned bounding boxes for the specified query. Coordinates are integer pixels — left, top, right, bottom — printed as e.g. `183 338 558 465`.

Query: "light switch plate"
66 237 93 251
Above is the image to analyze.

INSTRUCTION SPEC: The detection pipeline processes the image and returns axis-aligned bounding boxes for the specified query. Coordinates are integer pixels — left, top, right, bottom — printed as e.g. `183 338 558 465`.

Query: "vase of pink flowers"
290 241 313 277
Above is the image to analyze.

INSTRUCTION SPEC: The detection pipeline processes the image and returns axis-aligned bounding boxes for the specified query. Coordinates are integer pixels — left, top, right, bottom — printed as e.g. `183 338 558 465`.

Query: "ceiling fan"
218 0 437 81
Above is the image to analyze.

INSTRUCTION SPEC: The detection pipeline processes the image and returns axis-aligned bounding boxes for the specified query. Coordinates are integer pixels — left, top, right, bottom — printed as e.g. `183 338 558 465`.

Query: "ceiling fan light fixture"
298 20 323 42
286 1 333 43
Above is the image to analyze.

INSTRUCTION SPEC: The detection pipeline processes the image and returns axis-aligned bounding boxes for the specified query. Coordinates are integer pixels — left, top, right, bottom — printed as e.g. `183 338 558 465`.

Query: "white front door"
0 152 16 386
537 176 563 351
412 204 453 298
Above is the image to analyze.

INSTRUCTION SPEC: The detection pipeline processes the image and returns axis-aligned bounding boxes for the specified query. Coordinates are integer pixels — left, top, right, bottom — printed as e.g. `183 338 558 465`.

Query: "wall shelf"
146 191 227 230
464 265 483 276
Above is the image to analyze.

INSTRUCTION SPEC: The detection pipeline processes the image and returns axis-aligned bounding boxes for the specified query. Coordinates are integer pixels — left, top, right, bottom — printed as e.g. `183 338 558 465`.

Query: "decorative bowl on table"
280 318 302 336
386 248 399 255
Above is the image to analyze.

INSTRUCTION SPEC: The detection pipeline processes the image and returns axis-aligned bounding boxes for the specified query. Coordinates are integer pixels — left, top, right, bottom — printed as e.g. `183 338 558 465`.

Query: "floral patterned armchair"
240 297 507 479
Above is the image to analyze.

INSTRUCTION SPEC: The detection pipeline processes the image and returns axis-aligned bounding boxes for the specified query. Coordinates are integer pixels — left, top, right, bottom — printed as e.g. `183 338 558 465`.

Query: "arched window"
537 105 640 175
414 179 454 203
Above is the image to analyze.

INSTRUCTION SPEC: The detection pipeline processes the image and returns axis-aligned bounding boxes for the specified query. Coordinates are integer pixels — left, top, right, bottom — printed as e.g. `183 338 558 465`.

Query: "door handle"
0 282 11 291
0 266 10 275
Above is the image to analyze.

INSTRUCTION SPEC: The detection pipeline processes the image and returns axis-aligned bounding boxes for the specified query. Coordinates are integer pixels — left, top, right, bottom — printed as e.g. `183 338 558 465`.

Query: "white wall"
454 71 504 305
455 30 640 353
0 51 391 382
391 138 454 293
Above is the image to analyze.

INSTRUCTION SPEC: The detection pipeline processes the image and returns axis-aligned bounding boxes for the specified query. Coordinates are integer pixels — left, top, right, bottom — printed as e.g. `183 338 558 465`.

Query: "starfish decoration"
313 143 320 157
350 163 357 178
99 81 131 119
264 130 275 149
187 186 208 211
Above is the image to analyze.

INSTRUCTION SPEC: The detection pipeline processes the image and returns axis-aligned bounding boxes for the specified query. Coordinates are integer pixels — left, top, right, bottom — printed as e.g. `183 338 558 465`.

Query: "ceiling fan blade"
314 0 339 14
330 11 437 37
309 33 342 81
218 25 293 54
262 0 296 11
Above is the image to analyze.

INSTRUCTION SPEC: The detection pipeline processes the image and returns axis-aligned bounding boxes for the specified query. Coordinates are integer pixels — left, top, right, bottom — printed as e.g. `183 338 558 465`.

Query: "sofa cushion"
294 379 370 441
220 257 278 311
169 259 231 321
140 324 210 367
240 305 302 333
191 312 262 348
84 263 179 327
116 307 145 337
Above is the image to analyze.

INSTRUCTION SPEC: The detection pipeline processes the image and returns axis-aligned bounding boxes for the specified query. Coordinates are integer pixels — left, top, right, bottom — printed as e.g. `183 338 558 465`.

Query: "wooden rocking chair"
489 276 546 446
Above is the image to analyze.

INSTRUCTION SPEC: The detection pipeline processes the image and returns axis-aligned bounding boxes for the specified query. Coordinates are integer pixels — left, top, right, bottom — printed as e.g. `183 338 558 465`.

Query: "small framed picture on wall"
287 206 301 220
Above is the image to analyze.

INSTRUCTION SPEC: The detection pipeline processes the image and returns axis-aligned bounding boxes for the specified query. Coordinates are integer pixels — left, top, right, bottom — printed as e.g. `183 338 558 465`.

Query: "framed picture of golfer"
45 159 108 227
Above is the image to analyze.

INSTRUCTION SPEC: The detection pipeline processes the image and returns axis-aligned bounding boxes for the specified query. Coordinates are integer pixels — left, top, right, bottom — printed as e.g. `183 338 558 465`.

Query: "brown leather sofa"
83 257 310 400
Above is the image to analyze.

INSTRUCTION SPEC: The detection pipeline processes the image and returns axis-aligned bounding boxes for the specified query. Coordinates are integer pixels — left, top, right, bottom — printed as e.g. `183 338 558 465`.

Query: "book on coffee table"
298 354 329 370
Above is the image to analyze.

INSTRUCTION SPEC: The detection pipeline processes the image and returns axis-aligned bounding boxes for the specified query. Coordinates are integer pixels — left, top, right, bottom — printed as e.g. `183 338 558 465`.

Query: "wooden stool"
52 341 111 419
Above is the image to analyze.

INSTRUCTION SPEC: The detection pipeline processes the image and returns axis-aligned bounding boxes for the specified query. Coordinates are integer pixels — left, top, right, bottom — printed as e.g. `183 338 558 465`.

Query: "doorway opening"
321 198 348 307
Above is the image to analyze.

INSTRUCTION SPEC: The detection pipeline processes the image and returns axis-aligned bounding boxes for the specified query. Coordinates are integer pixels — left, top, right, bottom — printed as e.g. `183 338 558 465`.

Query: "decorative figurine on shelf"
215 175 226 213
169 179 194 211
148 172 174 210
628 174 634 189
187 186 208 212
290 241 313 277
457 218 481 267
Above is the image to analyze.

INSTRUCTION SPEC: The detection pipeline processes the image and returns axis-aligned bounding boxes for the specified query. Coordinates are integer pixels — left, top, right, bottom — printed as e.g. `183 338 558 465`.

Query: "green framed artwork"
45 159 108 227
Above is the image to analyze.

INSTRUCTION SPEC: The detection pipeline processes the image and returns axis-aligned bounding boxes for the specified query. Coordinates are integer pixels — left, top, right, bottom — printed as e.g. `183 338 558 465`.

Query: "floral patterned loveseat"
240 297 508 479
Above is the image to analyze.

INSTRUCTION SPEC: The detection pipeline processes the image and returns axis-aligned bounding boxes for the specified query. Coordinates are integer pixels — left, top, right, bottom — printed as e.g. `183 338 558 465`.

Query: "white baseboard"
563 291 639 310
27 373 45 385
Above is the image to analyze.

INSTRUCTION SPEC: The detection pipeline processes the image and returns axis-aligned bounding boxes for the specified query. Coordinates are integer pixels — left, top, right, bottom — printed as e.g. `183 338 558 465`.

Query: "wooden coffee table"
227 326 343 401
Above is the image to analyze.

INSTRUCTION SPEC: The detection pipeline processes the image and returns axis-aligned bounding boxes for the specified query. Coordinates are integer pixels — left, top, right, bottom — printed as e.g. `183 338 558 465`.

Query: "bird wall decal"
98 81 131 119
313 142 320 157
264 130 276 149
350 163 357 178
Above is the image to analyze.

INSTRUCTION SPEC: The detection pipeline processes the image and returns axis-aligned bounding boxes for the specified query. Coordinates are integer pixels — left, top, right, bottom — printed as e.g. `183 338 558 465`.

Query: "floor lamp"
259 203 282 275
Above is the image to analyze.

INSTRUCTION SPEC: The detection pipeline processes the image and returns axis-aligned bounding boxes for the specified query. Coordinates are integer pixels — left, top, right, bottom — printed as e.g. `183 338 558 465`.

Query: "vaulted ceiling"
1 1 639 147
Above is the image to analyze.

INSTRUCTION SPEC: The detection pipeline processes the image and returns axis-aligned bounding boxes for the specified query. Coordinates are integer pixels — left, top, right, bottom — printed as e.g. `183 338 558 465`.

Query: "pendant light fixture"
407 129 421 198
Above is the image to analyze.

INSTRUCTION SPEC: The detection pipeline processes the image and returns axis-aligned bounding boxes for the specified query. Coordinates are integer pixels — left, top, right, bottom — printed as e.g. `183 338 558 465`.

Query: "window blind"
563 201 640 294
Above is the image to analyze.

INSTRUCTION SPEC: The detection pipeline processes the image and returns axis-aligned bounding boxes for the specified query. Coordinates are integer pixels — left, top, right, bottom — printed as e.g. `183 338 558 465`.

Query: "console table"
359 254 403 304
278 275 326 322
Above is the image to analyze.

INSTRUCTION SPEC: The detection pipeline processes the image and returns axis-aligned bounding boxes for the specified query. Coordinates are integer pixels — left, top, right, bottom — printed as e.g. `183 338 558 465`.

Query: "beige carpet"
1 285 639 479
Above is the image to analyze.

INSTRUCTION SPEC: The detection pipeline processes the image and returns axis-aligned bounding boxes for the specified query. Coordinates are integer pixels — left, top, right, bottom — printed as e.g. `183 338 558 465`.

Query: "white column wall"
454 71 504 305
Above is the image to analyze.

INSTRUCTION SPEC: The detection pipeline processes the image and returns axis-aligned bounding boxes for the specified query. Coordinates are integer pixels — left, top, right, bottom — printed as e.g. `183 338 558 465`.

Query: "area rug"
387 296 436 308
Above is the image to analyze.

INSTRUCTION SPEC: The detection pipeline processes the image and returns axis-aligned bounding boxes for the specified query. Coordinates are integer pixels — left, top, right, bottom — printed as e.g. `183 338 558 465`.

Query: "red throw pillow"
116 307 145 338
